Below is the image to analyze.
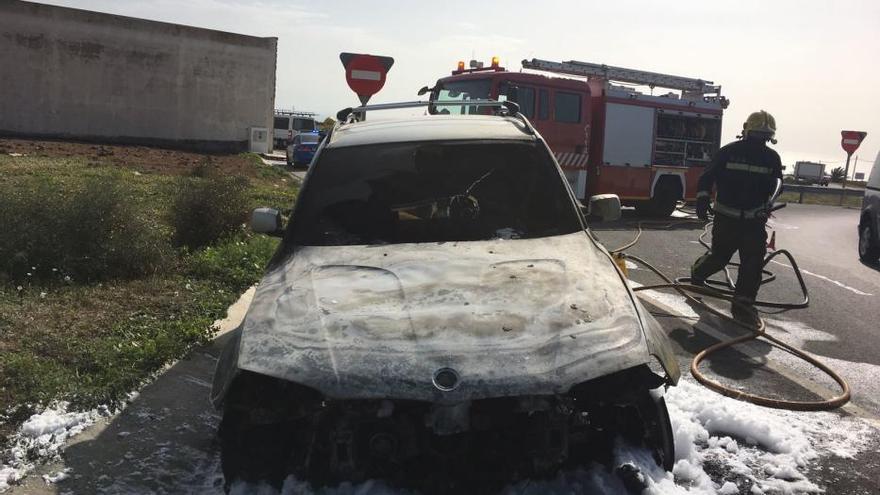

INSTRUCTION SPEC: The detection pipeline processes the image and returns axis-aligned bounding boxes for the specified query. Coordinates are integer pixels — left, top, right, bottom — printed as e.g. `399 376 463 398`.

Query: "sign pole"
839 130 868 206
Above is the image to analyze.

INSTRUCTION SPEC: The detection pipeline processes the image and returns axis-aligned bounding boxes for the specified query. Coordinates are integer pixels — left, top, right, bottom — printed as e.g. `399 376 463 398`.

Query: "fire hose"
606 188 851 411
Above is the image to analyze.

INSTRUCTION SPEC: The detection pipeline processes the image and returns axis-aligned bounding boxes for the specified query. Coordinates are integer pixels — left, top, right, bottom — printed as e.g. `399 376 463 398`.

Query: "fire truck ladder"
522 58 721 96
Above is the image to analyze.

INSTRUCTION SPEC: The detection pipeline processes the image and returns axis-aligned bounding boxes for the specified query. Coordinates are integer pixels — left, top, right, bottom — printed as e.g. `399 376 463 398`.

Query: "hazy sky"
38 0 880 177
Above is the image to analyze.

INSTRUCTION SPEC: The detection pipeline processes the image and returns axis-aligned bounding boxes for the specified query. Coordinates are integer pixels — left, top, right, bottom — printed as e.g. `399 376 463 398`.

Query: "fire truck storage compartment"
653 111 721 167
602 103 654 167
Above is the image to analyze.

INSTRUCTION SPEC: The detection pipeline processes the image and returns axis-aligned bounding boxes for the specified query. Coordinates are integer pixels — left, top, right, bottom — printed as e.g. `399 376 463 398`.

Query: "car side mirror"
588 194 622 222
251 207 283 237
418 85 433 96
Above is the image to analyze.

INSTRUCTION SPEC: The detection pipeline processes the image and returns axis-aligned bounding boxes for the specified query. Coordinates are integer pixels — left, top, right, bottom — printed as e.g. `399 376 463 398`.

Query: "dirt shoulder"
0 137 262 177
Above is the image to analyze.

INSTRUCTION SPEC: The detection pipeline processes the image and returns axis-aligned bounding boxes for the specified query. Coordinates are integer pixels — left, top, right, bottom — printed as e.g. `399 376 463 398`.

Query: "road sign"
340 53 394 105
841 130 867 156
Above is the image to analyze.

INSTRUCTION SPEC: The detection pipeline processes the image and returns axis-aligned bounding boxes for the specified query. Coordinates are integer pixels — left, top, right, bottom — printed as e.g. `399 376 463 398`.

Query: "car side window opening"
554 92 581 123
274 116 290 130
538 89 550 120
291 141 582 246
500 84 536 119
292 135 301 145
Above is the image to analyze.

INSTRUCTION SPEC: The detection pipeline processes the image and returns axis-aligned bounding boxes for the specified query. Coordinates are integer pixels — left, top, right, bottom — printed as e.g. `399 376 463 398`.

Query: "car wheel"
859 222 880 263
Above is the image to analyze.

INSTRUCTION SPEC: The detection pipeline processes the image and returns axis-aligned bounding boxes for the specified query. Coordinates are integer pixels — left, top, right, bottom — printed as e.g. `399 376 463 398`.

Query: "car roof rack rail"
335 100 533 133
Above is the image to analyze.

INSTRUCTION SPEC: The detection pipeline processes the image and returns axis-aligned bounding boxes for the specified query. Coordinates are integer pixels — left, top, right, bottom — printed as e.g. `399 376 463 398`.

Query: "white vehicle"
794 161 827 185
273 111 317 149
212 101 679 492
859 151 880 263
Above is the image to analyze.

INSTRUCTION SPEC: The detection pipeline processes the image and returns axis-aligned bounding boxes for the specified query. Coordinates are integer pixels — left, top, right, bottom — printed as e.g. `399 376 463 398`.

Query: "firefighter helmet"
742 110 777 143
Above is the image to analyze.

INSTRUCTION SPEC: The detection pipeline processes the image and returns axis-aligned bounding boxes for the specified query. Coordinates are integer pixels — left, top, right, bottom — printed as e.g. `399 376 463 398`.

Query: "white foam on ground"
625 259 641 270
0 403 107 491
761 317 880 412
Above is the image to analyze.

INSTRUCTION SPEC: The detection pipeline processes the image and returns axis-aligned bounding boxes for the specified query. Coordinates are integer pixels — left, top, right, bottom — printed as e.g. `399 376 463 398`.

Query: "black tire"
653 187 679 218
650 395 675 471
859 222 880 263
625 390 675 472
637 180 681 218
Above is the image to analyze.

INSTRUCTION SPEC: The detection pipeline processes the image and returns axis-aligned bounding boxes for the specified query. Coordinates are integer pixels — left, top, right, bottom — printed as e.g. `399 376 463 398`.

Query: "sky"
37 0 880 177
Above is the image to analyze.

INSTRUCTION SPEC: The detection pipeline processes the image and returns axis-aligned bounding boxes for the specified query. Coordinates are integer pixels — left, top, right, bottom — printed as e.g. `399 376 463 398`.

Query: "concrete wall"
0 0 277 152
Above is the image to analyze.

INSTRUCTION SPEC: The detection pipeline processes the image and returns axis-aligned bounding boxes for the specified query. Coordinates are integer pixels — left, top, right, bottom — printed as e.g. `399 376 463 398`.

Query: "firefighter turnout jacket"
696 138 783 220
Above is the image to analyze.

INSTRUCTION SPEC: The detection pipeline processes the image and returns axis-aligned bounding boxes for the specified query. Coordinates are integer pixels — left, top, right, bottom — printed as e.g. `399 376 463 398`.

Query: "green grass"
0 153 297 441
779 191 863 208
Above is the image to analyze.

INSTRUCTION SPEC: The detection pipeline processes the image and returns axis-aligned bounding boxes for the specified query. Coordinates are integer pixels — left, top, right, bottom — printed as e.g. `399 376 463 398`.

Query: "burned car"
211 102 681 492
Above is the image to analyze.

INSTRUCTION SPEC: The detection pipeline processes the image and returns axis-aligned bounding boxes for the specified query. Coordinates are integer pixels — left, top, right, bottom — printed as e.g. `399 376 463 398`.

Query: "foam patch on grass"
0 403 108 491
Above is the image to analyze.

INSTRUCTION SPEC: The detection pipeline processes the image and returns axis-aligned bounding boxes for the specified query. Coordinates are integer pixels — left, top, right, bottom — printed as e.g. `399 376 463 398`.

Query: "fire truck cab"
429 58 728 217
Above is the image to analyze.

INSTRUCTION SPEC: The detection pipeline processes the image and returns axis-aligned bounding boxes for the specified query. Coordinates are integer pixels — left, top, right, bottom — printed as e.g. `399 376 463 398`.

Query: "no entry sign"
340 53 394 105
841 130 867 156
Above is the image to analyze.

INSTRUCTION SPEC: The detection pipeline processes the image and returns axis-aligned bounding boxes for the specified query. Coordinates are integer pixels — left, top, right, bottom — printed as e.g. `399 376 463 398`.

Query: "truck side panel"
602 103 654 167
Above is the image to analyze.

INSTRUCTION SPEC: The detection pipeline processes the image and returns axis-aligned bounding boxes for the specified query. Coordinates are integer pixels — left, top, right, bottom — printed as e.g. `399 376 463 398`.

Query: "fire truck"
428 57 729 216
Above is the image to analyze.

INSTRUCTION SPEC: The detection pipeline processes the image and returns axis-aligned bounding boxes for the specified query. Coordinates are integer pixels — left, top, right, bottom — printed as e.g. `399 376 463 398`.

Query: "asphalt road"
593 203 880 415
592 203 880 493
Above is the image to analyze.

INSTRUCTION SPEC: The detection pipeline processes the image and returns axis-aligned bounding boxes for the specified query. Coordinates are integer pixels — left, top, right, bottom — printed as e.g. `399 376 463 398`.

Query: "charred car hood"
231 232 678 403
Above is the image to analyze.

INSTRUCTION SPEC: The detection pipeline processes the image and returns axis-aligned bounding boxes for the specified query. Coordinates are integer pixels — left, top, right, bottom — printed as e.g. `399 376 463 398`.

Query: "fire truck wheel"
647 181 681 217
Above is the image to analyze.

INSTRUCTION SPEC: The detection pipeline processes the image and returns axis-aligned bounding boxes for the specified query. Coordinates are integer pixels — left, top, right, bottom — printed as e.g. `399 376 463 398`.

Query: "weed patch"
0 173 170 284
170 176 249 249
0 150 293 447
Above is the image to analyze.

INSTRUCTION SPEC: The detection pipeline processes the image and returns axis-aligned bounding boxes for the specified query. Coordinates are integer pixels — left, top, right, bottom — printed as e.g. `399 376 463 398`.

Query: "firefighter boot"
731 297 759 328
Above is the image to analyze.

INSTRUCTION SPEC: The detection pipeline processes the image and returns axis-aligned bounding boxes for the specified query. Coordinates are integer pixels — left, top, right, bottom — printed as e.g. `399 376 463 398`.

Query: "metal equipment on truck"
427 57 729 216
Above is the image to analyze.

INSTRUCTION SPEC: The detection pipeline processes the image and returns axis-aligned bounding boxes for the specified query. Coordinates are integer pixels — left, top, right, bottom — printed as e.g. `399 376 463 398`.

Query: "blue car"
286 131 321 167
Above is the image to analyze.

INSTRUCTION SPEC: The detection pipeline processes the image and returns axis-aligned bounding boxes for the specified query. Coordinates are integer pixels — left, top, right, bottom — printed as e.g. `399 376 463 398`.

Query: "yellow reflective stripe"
726 162 772 174
713 201 766 219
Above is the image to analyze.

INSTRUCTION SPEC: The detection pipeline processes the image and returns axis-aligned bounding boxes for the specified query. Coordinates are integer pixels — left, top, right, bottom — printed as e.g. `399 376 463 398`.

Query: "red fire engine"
428 57 729 216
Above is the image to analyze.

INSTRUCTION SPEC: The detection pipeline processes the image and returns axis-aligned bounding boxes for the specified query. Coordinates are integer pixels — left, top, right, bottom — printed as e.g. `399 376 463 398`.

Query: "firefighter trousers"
691 215 768 302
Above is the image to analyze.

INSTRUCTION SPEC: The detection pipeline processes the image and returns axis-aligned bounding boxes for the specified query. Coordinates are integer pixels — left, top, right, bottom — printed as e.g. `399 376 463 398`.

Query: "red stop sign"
841 130 867 156
340 53 394 105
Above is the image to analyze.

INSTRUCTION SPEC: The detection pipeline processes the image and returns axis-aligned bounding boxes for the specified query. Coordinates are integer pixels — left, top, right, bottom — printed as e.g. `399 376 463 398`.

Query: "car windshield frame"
285 139 584 247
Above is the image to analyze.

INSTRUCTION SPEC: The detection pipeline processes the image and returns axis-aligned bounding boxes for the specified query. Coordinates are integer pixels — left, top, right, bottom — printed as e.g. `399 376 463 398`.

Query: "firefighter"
691 110 783 325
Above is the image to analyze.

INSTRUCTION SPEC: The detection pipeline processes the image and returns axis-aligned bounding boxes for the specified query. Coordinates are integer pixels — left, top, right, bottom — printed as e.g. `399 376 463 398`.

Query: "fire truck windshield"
431 79 491 115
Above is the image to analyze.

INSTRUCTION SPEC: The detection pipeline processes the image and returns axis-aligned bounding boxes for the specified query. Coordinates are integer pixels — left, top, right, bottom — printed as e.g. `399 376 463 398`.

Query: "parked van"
859 151 880 263
273 111 317 148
